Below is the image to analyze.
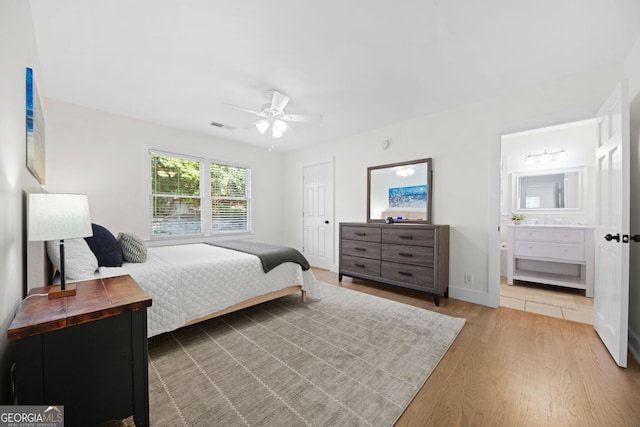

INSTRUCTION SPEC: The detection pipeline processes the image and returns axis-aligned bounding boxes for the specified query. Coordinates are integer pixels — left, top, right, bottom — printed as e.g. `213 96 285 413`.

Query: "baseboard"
448 286 497 308
629 328 640 364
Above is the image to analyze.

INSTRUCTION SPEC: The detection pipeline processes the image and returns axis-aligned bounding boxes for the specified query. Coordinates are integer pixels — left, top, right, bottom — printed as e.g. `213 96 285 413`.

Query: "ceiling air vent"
210 121 237 131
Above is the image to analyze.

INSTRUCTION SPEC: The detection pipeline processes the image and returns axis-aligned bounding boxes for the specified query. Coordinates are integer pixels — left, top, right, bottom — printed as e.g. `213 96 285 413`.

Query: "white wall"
44 100 287 246
625 34 640 361
282 64 622 306
0 0 44 404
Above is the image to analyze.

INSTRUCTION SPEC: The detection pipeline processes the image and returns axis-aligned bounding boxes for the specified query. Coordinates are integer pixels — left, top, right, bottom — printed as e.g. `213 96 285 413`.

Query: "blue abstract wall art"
26 67 45 184
389 185 428 208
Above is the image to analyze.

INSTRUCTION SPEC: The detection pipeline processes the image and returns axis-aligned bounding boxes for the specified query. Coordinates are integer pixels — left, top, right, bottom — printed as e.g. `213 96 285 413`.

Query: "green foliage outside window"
150 153 250 236
211 163 249 232
151 155 200 196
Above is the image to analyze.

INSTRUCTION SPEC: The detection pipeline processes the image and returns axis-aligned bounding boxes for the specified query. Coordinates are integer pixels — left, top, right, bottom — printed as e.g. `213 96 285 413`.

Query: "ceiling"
29 0 640 151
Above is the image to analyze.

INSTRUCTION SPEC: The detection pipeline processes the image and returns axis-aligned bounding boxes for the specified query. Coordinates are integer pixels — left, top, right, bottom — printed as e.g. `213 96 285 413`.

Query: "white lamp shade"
28 193 93 241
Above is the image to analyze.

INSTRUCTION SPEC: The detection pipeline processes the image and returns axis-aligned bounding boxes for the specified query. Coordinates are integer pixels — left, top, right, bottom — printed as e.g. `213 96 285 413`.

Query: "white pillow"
46 238 99 280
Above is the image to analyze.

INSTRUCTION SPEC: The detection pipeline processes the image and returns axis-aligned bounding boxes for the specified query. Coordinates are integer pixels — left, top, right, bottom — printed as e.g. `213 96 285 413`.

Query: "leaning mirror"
512 166 586 212
367 158 432 223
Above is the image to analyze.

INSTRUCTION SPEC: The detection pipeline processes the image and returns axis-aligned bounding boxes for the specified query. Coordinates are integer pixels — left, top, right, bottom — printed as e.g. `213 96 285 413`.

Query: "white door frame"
488 108 595 307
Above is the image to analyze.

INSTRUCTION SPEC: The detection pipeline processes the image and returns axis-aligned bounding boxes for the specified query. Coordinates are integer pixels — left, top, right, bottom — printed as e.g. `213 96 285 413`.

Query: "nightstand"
8 274 152 427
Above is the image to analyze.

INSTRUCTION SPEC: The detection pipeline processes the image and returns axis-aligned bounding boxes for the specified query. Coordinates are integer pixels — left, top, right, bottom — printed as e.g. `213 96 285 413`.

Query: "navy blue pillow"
84 224 123 267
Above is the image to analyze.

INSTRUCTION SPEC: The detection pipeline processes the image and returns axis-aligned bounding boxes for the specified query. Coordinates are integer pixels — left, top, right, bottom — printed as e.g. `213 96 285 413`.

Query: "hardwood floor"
311 268 640 427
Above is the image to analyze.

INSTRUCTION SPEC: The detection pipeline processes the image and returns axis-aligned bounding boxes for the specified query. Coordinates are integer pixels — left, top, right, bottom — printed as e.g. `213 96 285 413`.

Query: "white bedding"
97 243 319 337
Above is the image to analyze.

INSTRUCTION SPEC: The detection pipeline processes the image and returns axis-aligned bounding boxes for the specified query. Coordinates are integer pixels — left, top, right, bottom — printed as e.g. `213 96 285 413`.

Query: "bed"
48 235 319 337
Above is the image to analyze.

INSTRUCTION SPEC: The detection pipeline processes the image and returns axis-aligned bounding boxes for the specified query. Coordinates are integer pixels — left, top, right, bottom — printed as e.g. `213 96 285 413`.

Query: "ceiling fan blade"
269 90 290 112
282 114 323 123
226 104 267 118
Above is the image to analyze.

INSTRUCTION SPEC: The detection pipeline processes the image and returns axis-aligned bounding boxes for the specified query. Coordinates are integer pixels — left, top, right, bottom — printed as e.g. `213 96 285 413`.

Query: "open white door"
594 80 630 368
302 161 334 269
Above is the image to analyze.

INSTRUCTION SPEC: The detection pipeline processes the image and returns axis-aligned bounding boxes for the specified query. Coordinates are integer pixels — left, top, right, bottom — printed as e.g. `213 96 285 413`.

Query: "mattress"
97 243 319 337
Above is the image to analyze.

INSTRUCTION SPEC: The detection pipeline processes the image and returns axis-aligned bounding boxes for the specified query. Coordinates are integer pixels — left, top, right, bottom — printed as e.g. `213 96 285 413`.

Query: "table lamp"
28 193 93 299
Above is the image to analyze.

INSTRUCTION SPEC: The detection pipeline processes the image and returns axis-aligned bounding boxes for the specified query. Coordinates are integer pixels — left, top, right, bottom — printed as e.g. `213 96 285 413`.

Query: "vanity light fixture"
524 148 568 164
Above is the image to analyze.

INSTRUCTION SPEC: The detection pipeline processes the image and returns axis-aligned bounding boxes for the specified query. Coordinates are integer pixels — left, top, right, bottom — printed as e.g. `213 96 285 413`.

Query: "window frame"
148 148 252 240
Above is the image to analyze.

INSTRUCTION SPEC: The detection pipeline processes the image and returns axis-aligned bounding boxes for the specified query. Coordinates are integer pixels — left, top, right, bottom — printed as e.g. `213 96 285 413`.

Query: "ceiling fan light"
255 120 269 134
272 119 287 134
395 167 414 177
271 128 285 139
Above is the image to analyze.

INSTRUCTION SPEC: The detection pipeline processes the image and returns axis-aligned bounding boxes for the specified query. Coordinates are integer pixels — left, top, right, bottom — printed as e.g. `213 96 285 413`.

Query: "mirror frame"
511 166 587 213
367 158 432 224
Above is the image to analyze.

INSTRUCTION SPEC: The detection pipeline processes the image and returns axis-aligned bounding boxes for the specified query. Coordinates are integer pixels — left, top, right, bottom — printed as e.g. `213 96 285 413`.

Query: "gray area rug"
148 281 466 426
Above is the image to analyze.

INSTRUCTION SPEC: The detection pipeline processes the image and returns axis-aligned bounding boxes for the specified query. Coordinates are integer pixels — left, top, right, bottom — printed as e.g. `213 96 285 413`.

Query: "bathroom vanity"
507 225 594 297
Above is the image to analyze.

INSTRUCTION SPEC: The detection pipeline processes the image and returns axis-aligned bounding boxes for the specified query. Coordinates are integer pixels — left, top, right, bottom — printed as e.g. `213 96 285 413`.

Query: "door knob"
604 233 621 242
324 220 329 224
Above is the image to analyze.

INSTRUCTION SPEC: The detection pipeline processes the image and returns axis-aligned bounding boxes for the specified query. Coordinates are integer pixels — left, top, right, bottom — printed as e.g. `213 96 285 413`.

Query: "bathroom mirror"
367 158 432 223
512 166 586 212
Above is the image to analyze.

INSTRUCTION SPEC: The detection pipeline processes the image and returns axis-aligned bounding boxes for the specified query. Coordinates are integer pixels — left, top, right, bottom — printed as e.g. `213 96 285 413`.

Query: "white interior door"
302 161 334 269
594 80 630 368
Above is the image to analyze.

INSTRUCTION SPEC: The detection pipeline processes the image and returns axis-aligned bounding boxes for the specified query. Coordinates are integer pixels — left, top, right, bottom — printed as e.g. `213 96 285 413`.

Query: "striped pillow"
117 232 147 263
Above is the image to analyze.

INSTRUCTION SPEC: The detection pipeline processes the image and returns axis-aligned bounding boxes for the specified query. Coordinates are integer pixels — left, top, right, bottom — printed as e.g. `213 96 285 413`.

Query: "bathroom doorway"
499 119 597 324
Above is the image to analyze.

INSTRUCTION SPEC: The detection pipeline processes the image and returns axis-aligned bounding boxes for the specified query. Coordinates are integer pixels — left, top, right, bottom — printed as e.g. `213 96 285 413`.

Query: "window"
149 150 251 238
211 163 250 232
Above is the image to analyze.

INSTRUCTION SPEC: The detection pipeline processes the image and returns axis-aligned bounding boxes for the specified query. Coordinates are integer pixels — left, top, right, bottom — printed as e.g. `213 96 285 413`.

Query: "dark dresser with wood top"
339 222 450 305
8 274 152 427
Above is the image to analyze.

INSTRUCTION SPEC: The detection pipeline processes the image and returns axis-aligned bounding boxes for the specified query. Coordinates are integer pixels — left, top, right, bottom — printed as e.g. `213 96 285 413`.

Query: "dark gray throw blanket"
207 240 310 273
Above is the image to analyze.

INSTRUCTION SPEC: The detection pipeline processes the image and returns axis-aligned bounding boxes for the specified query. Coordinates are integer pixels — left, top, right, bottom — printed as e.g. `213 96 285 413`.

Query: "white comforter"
97 243 319 337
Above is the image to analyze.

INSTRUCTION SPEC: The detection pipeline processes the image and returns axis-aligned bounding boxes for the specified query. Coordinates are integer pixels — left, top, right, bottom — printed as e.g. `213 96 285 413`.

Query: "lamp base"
48 284 77 300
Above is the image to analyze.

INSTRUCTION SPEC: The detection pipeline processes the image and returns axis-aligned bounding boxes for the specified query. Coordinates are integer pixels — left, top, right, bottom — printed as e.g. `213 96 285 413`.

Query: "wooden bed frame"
183 285 306 327
45 250 308 333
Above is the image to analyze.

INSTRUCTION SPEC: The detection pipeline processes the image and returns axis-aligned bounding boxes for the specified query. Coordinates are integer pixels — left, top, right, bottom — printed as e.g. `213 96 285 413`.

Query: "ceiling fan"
229 90 322 139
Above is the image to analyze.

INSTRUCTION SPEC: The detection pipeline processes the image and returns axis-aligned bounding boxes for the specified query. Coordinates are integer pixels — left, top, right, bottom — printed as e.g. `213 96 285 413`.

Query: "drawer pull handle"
355 232 366 236
399 235 413 240
398 271 413 277
354 263 366 268
354 247 367 251
398 253 413 257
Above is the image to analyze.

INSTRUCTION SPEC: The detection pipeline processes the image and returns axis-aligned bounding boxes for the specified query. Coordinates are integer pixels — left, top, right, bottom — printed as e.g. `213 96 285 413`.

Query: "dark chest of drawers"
8 275 152 427
339 222 450 305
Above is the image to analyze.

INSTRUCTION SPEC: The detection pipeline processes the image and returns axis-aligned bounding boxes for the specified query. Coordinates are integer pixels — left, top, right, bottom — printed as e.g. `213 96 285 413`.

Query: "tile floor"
500 277 594 325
